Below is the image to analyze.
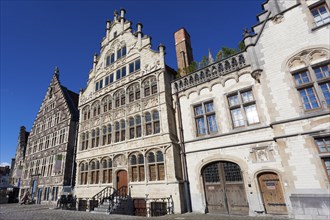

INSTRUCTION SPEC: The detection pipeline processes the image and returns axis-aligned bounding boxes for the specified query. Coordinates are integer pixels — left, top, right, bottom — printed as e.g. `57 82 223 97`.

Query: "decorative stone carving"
272 14 284 24
250 145 274 163
251 69 262 83
113 154 127 167
142 60 160 75
144 96 159 109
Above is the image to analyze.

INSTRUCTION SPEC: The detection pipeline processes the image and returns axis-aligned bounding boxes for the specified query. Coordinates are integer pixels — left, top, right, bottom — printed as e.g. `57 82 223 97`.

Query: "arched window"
145 111 160 135
108 99 112 111
102 158 113 183
147 151 165 181
129 117 135 139
107 124 112 144
85 132 89 150
102 126 107 145
121 93 126 106
145 112 152 135
130 154 145 182
115 121 120 143
152 110 160 134
91 129 96 148
80 162 88 185
81 133 85 150
90 160 100 184
128 83 141 103
136 115 142 138
96 128 100 147
120 120 126 141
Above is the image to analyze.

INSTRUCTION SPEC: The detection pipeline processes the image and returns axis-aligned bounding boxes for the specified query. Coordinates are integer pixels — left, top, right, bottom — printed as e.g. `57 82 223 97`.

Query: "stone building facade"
172 0 329 219
10 126 29 187
19 69 79 205
75 9 184 214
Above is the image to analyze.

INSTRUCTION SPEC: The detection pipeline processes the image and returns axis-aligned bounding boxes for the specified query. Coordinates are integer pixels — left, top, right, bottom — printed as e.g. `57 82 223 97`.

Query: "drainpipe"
175 90 192 213
70 121 79 188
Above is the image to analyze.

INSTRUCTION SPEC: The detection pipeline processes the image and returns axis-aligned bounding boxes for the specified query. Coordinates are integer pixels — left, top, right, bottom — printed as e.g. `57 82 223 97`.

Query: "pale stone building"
19 69 79 205
172 0 330 219
75 9 183 215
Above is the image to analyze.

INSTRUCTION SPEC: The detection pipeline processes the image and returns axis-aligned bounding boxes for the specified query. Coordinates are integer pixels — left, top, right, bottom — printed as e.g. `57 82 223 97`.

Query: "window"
59 129 65 144
102 159 113 183
115 122 120 143
106 53 115 66
120 120 126 141
80 163 88 185
310 4 330 27
148 151 165 181
116 66 127 81
145 112 152 135
136 115 142 138
227 89 260 128
102 126 107 145
85 132 89 150
129 117 135 139
117 46 127 60
81 133 86 150
130 154 145 182
107 124 112 144
95 82 99 91
292 64 330 110
314 136 330 180
96 128 100 147
90 161 100 184
194 101 218 135
91 129 95 148
153 111 160 134
129 59 141 74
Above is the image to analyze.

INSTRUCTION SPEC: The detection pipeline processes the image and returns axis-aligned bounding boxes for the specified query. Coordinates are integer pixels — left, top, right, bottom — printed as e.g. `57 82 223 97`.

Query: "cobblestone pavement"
0 204 291 220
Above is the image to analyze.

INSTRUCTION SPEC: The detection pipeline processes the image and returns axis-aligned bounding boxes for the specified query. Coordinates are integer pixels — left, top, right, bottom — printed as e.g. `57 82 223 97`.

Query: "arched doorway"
202 161 249 215
116 170 128 195
257 172 287 214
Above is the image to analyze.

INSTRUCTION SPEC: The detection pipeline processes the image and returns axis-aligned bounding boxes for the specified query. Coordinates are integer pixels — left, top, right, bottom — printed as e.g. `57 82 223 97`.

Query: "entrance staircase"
90 186 134 215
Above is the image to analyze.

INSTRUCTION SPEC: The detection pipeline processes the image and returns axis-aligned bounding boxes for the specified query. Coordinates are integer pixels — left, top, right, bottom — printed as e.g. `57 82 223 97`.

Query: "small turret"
114 10 118 22
54 66 59 79
93 53 98 70
137 22 143 49
120 8 126 30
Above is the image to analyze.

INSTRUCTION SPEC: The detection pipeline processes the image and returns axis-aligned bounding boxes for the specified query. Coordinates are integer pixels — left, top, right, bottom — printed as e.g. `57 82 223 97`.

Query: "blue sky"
0 0 263 166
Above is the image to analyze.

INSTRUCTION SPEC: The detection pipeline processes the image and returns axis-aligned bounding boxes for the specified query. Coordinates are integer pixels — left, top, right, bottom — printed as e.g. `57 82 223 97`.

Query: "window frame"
193 100 218 136
226 88 260 129
291 62 330 112
309 2 330 28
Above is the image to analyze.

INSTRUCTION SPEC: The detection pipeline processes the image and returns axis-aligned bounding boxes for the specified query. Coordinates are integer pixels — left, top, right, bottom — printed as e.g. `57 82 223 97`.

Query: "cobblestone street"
0 204 291 220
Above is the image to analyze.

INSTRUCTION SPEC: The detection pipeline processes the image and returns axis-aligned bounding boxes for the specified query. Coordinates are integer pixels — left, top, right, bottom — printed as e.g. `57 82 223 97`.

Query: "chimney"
174 28 194 76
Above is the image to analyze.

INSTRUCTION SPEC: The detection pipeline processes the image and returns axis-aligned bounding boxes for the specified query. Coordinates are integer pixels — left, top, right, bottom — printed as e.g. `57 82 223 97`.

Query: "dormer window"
117 46 127 60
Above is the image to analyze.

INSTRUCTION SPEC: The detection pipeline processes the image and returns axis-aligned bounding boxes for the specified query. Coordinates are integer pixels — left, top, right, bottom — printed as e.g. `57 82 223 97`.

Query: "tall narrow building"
10 126 29 187
75 9 183 215
20 68 79 205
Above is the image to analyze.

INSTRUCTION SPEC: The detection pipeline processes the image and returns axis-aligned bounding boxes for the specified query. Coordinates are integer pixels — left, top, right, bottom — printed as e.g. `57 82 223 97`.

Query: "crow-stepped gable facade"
19 69 79 205
75 9 183 214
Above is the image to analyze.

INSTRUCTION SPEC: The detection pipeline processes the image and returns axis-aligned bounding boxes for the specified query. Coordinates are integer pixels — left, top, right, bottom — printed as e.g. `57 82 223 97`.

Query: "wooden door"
203 161 249 215
203 162 227 214
117 170 128 193
258 172 287 214
223 162 249 215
